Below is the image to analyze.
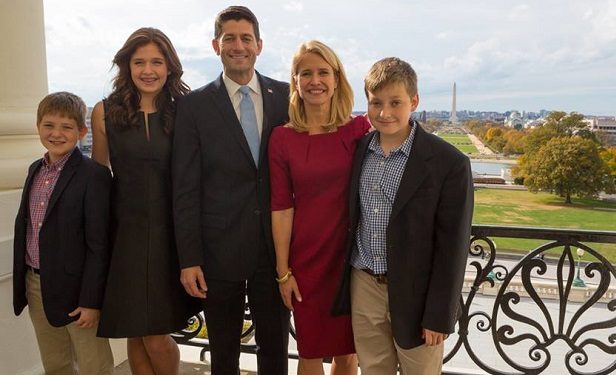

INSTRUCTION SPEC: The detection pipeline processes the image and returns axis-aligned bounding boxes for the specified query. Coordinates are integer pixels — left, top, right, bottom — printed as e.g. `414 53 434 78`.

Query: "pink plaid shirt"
25 150 74 269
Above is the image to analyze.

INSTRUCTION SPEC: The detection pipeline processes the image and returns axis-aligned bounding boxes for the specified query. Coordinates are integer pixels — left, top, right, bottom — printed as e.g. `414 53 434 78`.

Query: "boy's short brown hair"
364 57 418 98
37 92 87 130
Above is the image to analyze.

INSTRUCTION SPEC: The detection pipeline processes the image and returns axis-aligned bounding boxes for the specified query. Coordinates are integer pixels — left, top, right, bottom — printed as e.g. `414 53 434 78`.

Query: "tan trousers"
26 270 114 375
350 268 443 375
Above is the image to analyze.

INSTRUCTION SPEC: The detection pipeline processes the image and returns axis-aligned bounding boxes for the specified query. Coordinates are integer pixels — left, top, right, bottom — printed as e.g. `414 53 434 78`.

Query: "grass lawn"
439 134 479 154
473 188 616 263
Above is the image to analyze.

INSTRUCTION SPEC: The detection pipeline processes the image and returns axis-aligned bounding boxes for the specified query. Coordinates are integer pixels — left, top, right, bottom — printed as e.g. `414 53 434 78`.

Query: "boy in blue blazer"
13 92 114 374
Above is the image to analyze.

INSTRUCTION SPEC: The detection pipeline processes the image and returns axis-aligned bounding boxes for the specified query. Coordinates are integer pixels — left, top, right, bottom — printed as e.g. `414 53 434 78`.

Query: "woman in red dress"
269 40 370 374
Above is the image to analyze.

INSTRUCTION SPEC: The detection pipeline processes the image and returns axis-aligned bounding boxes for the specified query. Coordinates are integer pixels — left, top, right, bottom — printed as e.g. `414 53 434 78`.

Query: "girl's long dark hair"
106 27 189 134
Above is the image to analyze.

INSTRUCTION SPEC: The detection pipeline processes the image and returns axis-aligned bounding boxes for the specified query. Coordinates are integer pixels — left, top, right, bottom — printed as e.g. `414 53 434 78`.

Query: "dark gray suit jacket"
13 149 112 326
172 72 289 280
333 123 474 349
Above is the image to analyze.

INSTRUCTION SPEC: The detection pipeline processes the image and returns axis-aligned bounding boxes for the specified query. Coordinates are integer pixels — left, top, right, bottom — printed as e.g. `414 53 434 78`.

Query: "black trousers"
202 251 290 375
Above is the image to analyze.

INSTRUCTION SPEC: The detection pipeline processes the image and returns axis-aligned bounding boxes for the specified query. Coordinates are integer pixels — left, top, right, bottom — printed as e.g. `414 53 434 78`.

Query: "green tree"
601 147 616 182
523 123 559 155
523 137 613 203
542 111 598 142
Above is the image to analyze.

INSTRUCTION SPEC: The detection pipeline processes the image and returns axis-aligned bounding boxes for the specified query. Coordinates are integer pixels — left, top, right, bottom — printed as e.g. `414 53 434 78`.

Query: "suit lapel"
45 149 82 221
350 132 375 224
390 124 432 221
211 75 256 167
258 73 276 169
19 160 43 220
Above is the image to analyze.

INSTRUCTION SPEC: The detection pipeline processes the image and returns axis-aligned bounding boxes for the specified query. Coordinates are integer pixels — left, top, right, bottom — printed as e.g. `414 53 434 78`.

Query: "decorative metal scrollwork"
446 228 616 375
174 226 616 374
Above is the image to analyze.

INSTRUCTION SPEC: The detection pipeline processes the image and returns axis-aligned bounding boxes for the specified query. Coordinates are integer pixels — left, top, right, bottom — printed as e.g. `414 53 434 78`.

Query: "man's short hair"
214 6 260 40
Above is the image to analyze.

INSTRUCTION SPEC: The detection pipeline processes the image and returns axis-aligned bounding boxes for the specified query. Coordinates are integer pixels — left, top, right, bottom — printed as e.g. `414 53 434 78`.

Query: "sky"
43 0 616 115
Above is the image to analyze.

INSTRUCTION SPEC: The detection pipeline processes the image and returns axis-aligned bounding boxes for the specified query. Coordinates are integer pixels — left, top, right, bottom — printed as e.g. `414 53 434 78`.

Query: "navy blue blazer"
333 123 474 349
13 149 112 327
172 72 289 280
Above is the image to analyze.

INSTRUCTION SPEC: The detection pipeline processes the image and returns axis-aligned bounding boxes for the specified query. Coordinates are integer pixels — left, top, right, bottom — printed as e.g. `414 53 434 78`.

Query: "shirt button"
379 161 385 166
45 180 49 185
40 202 44 206
373 208 379 213
38 223 42 228
372 234 378 238
373 184 378 190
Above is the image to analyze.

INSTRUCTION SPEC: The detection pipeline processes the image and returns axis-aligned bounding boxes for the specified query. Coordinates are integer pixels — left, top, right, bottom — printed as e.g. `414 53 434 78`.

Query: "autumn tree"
523 137 613 203
601 147 616 183
502 130 526 155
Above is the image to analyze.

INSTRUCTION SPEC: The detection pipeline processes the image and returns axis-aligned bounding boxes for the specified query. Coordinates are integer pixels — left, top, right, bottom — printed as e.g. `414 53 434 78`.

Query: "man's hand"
181 266 207 298
68 307 100 329
278 275 302 311
422 328 448 346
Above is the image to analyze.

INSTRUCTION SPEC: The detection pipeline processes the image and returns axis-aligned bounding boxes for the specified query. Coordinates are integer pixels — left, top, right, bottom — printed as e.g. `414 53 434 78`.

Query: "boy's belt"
361 268 388 284
27 265 40 274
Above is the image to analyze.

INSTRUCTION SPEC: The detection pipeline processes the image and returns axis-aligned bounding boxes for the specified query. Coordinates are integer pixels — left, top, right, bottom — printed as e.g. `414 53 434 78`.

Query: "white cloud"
283 1 304 12
39 0 616 114
509 4 530 20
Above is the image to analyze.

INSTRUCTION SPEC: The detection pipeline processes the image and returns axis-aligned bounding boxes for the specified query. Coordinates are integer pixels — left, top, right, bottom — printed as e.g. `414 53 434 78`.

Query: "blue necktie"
239 85 260 163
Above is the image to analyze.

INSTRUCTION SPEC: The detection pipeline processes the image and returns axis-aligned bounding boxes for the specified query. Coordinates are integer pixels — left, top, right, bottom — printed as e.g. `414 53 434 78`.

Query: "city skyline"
43 0 616 115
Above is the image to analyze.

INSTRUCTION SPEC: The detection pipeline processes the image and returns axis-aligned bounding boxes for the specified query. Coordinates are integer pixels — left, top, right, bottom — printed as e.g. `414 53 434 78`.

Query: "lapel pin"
267 88 273 94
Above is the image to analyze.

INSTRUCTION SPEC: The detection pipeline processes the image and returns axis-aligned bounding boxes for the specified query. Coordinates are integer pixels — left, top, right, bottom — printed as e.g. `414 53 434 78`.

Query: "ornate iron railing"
173 225 616 374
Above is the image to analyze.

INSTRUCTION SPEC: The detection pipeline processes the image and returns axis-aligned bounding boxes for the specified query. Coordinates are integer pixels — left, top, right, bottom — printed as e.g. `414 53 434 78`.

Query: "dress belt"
27 265 40 274
361 268 388 284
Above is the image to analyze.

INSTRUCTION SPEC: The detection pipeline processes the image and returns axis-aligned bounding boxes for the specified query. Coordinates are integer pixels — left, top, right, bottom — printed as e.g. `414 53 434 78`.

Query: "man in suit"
13 91 113 374
333 57 474 374
172 6 290 374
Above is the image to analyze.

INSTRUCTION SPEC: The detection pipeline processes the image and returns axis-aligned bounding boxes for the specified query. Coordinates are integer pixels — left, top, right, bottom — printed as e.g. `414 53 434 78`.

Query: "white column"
0 1 48 374
0 0 48 190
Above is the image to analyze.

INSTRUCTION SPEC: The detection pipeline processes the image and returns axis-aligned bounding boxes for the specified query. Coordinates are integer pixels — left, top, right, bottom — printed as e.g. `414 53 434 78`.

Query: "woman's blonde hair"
288 40 353 132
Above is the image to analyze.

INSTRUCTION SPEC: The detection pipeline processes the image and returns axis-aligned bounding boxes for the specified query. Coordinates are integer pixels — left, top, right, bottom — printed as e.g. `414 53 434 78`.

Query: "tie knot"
239 86 251 96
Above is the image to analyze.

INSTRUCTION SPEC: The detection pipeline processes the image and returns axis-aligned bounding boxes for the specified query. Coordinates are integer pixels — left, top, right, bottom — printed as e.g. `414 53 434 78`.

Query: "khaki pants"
350 268 443 375
26 270 114 375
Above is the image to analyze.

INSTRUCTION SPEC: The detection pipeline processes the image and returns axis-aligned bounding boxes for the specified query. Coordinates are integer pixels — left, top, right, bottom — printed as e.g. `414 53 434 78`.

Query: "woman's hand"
279 275 302 311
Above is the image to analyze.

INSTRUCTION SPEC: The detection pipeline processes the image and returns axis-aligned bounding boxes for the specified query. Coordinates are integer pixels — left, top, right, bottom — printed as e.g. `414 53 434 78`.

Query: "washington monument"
449 82 458 125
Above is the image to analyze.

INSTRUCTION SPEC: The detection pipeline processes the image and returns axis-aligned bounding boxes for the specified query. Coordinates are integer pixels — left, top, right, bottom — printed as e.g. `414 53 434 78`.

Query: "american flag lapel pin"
267 88 273 94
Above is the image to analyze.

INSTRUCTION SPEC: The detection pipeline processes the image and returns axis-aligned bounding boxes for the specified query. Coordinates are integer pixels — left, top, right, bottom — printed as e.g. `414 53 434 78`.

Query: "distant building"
583 117 616 134
524 119 544 129
504 111 524 129
583 116 616 145
78 107 93 155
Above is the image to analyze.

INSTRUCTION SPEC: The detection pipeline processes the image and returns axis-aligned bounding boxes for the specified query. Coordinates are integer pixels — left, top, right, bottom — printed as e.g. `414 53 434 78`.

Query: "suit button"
258 178 263 183
254 209 261 215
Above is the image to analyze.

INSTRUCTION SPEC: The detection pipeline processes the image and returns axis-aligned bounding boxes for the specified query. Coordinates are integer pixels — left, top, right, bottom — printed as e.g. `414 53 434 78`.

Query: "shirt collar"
42 148 75 170
368 119 417 157
222 71 261 98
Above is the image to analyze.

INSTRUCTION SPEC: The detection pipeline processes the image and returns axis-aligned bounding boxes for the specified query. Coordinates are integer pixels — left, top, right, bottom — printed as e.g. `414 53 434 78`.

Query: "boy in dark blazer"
333 58 474 374
13 92 114 374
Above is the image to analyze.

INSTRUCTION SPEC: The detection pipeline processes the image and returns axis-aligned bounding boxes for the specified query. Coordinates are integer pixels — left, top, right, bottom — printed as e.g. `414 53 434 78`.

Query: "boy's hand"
68 307 100 329
422 328 448 346
181 266 207 299
279 276 302 311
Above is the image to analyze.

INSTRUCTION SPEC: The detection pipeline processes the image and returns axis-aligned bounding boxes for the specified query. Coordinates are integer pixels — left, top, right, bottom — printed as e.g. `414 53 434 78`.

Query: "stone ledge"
463 276 615 303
